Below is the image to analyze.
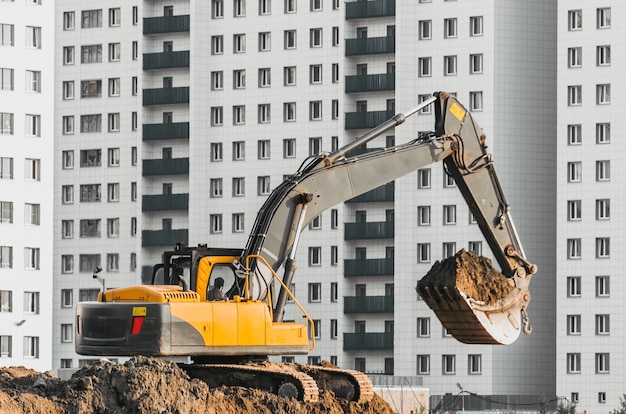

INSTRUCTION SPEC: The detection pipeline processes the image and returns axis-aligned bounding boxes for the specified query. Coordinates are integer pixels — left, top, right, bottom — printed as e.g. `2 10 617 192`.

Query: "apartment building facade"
0 0 54 371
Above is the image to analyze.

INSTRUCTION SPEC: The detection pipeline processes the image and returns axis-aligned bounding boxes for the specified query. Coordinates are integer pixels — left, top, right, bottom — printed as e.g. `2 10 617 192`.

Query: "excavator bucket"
416 250 532 345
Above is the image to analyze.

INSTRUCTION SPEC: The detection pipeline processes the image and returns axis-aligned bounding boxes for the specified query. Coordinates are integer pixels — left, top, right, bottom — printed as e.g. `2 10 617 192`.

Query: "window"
596 353 609 373
109 8 120 27
232 213 245 233
80 184 101 203
258 32 271 51
82 9 103 28
233 141 245 160
284 102 296 121
0 246 12 269
62 185 74 204
596 199 610 220
23 292 39 314
468 241 482 256
258 104 270 123
283 138 296 158
108 78 120 97
211 107 223 126
132 6 138 24
417 243 430 263
0 23 14 46
62 151 74 169
258 140 270 159
330 246 338 265
310 28 322 47
417 317 430 337
418 57 431 77
132 77 138 95
26 70 40 93
417 355 430 375
596 160 610 181
0 112 12 135
211 36 223 54
233 34 246 53
234 0 246 16
596 314 610 335
211 71 223 90
568 162 581 182
107 218 119 238
470 16 483 36
330 319 337 339
24 203 39 225
25 26 41 48
567 315 581 335
596 237 610 258
108 113 120 132
567 200 581 221
80 149 101 168
596 276 610 297
61 255 73 273
469 53 483 74
80 44 102 63
444 18 457 38
210 214 222 234
308 283 321 302
418 169 431 189
596 84 610 105
468 355 482 374
309 247 321 266
597 45 610 66
23 336 39 358
284 66 296 86
596 123 610 143
0 335 11 357
259 68 271 87
442 355 456 374
0 201 12 223
309 215 321 230
108 43 120 62
309 137 321 155
469 91 483 111
63 46 75 65
597 7 611 29
568 85 582 106
442 242 456 258
567 353 581 373
80 219 101 238
259 0 271 15
419 20 432 40
417 206 430 226
233 106 246 125
24 247 40 269
61 220 74 239
567 124 581 145
210 143 223 161
61 289 73 308
63 11 75 30
567 276 581 297
212 0 224 18
443 205 456 225
330 282 338 302
210 179 222 197
232 177 245 197
0 68 13 91
332 26 339 46
567 238 581 259
0 157 12 179
130 217 137 236
443 55 458 76
131 113 138 131
61 324 73 343
284 30 296 49
332 63 339 83
568 10 582 31
79 80 102 99
309 101 322 120
310 64 322 84
79 288 100 301
599 392 607 404
107 253 119 272
568 47 581 68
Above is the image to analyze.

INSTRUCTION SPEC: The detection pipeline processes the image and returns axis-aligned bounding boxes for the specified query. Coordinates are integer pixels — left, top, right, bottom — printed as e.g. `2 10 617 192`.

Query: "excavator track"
298 364 374 403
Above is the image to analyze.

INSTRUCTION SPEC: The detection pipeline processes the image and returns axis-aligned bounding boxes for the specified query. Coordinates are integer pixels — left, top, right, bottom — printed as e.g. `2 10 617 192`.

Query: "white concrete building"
0 0 54 371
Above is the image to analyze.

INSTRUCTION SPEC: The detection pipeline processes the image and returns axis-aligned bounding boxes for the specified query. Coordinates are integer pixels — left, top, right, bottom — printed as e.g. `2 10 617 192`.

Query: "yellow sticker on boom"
132 307 147 316
449 102 466 122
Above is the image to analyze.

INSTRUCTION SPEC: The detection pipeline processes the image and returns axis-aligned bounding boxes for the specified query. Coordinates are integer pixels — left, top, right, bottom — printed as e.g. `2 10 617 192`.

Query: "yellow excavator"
75 92 537 402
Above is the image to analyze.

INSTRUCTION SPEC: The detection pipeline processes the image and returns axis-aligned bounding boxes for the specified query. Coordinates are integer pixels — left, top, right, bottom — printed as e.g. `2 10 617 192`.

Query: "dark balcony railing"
345 73 395 93
345 221 394 240
143 15 190 35
344 258 394 277
142 157 189 176
345 35 395 56
346 0 396 19
345 109 395 130
346 182 394 203
143 86 189 106
142 193 189 212
142 229 188 247
143 122 189 141
344 332 393 350
344 296 394 314
143 50 190 70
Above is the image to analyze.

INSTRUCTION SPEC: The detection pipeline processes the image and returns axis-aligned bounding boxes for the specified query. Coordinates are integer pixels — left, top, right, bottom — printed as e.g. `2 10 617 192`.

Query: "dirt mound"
418 249 513 304
0 356 394 414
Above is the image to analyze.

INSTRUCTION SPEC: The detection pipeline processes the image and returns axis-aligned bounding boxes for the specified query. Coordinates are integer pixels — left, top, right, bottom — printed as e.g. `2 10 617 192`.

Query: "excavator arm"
239 92 536 345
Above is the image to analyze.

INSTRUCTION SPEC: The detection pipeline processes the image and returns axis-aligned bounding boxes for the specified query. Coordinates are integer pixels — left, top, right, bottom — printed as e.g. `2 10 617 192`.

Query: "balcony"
143 122 189 141
345 73 395 93
346 182 394 203
344 258 394 277
346 0 395 19
345 35 395 56
344 332 393 350
143 15 190 35
142 158 189 176
143 51 190 70
142 193 189 212
143 86 189 106
345 221 394 240
344 296 394 314
142 229 188 247
345 110 395 130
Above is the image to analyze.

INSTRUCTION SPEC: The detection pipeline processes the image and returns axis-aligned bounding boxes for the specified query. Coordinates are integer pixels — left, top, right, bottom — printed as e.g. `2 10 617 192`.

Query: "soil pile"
418 249 514 304
0 356 394 414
